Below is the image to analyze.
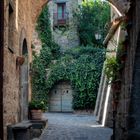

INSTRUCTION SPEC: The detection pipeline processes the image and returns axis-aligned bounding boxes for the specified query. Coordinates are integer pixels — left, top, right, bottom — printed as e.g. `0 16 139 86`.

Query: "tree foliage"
75 0 110 46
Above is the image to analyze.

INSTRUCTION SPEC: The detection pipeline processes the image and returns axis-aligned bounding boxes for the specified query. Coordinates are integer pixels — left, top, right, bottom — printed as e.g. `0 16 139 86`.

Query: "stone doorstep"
12 121 32 130
30 119 48 139
7 119 48 140
30 118 48 128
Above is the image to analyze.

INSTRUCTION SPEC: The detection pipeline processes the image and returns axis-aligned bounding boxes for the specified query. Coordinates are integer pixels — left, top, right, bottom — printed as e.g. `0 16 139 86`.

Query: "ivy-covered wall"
45 46 105 110
32 0 109 110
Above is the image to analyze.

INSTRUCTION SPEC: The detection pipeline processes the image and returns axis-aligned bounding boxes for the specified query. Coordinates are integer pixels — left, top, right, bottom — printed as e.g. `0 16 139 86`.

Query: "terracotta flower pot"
16 56 25 65
30 109 42 120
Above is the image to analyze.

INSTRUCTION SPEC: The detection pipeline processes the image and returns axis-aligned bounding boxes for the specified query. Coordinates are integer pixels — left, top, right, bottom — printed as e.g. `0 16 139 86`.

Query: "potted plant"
16 56 25 65
105 56 120 83
117 41 127 64
29 100 46 120
105 56 122 91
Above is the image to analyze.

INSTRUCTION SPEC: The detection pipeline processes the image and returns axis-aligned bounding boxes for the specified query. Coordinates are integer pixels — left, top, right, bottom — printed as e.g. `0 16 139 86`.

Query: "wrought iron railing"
53 12 69 26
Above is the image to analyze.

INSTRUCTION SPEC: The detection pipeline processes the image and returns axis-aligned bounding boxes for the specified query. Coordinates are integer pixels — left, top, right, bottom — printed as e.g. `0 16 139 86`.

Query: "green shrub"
46 46 105 110
29 100 46 111
104 56 120 83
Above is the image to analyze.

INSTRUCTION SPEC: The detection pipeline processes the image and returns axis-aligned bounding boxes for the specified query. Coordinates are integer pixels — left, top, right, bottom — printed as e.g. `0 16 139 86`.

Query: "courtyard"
39 113 112 140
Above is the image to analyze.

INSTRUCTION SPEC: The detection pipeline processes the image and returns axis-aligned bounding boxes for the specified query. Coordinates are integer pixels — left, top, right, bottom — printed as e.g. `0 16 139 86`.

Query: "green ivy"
46 46 105 110
32 5 60 105
75 0 110 46
32 4 106 110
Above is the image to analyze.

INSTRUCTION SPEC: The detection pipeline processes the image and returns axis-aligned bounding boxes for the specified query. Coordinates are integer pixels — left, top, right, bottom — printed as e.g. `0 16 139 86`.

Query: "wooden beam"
103 16 126 46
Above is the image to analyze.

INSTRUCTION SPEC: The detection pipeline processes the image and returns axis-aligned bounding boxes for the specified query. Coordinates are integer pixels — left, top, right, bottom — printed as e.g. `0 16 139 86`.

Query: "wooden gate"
49 81 73 112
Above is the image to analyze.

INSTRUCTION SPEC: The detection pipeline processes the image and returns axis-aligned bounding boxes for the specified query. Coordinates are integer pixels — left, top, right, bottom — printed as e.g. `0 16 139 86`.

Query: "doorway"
20 39 29 121
49 81 73 112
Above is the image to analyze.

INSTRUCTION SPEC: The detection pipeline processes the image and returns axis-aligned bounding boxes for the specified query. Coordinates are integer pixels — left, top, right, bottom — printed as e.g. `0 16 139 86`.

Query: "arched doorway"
49 81 73 112
20 39 29 121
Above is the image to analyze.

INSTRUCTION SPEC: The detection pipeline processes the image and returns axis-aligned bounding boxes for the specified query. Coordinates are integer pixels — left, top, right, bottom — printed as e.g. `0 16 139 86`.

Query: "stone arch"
31 0 49 26
107 0 130 15
19 29 29 121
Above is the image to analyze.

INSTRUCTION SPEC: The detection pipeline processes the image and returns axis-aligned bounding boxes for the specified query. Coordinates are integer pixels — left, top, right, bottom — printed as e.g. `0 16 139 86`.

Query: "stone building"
94 0 140 140
48 0 82 51
0 0 48 139
32 0 82 54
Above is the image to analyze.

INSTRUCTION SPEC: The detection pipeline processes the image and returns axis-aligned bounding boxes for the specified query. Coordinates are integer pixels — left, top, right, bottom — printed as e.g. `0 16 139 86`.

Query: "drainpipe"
0 0 4 139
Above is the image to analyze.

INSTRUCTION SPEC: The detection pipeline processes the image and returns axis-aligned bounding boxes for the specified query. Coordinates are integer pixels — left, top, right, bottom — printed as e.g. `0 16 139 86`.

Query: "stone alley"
39 113 112 140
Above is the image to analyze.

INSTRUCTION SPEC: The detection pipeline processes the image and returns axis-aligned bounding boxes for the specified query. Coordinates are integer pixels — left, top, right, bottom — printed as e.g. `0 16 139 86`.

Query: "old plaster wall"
3 0 48 139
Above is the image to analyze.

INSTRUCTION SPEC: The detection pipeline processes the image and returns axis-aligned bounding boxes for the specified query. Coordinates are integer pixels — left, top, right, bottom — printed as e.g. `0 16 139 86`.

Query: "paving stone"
40 113 112 140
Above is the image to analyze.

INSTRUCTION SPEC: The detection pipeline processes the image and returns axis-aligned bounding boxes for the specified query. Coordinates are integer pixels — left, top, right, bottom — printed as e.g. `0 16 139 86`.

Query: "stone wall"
100 0 140 139
48 0 80 51
3 0 48 139
32 30 42 54
115 1 140 139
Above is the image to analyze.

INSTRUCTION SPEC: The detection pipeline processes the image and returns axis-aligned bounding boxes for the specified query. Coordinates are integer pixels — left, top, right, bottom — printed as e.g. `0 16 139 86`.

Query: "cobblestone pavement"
40 113 112 140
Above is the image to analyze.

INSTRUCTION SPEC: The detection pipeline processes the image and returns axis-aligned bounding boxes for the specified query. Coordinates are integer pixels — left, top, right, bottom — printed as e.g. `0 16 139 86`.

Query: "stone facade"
115 1 140 139
48 0 82 51
95 0 140 140
2 0 48 139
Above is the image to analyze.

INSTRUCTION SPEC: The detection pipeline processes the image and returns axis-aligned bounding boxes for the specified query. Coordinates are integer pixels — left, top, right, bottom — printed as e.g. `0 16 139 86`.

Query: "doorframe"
0 0 4 139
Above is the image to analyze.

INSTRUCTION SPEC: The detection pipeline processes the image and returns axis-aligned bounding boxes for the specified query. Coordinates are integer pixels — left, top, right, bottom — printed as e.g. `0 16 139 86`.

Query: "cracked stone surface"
40 113 112 140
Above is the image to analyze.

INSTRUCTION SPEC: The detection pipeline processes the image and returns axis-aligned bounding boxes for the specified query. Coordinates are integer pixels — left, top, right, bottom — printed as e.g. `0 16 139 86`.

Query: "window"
57 3 66 20
53 2 68 26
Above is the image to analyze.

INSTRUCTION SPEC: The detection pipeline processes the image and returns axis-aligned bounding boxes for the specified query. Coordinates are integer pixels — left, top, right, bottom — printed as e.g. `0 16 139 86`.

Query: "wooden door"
49 89 61 112
49 82 73 112
61 89 73 112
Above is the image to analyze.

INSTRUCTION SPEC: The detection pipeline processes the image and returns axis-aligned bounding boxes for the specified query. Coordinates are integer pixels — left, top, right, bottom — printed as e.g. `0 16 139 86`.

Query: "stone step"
7 119 48 140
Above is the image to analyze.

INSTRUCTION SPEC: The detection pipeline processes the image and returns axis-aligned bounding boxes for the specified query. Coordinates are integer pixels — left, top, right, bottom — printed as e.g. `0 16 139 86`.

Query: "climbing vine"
45 46 105 110
31 6 60 105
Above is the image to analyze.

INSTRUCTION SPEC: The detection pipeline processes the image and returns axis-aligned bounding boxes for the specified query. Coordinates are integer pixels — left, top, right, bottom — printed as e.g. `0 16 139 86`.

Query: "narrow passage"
40 113 112 140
